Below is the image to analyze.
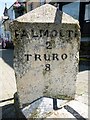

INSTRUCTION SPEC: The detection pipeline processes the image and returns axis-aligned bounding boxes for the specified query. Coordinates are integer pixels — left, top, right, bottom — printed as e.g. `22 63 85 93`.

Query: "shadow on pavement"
0 49 14 68
1 103 17 119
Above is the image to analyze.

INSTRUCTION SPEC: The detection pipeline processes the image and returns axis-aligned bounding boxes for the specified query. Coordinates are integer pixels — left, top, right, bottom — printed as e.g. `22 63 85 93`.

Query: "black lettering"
40 30 49 37
45 64 50 71
50 30 58 37
44 54 51 61
59 30 64 37
61 54 67 60
67 30 73 37
35 54 41 61
25 54 32 61
75 30 78 37
15 30 19 38
46 41 52 49
52 54 59 61
21 30 28 38
31 29 38 37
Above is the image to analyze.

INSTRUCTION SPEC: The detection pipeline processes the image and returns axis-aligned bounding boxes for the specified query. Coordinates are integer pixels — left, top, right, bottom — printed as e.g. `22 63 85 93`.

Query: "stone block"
10 4 80 109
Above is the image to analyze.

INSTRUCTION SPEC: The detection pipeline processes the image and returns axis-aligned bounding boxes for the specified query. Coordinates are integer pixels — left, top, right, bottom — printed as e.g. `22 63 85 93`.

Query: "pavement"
0 48 90 119
0 48 17 119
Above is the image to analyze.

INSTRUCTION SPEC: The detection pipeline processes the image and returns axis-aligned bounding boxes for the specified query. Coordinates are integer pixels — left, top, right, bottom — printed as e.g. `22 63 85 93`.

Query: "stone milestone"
10 4 80 109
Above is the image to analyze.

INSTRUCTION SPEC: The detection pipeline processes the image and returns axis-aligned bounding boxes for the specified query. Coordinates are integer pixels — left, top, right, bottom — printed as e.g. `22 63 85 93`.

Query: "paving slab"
0 57 17 102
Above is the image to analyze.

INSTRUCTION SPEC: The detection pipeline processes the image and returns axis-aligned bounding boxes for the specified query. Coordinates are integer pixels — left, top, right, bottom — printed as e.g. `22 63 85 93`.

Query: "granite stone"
10 4 80 109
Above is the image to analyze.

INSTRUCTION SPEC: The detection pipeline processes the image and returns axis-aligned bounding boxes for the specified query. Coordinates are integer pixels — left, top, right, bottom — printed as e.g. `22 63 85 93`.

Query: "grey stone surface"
10 4 80 109
22 97 69 118
22 98 88 119
16 4 79 24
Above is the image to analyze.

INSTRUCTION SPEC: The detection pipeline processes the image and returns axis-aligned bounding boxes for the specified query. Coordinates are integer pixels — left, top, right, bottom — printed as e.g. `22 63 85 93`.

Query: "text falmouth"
15 29 78 39
31 29 78 38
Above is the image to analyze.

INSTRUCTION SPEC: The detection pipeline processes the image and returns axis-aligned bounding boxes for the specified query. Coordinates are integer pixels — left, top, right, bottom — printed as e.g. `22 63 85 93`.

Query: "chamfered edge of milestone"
14 4 79 25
